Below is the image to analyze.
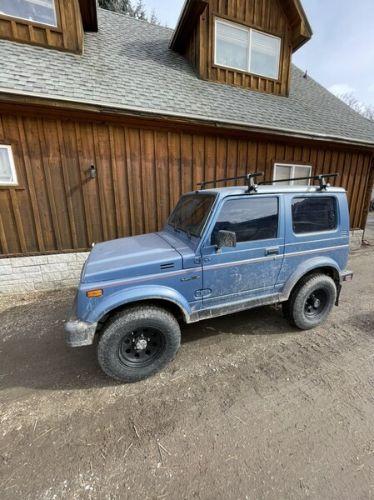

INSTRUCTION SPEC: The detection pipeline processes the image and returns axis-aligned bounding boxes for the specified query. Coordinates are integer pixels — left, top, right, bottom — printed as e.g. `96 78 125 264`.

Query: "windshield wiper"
173 223 192 240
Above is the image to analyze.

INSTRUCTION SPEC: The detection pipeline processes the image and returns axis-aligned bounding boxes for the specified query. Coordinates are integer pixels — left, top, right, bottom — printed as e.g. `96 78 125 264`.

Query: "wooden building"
0 0 373 291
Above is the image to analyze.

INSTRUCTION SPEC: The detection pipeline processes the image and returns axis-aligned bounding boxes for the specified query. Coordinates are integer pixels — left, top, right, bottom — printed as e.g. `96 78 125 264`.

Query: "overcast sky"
142 0 374 106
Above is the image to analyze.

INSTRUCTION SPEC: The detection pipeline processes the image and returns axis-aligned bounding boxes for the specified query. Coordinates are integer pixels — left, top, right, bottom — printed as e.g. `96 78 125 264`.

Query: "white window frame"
0 145 18 187
273 163 312 186
214 18 281 80
0 0 57 28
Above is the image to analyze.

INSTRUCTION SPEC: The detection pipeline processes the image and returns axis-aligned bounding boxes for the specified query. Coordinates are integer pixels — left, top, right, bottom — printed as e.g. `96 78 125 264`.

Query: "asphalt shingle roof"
1 8 373 146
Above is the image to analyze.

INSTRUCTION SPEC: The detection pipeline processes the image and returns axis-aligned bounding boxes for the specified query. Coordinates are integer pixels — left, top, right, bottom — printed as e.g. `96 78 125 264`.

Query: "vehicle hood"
83 233 182 284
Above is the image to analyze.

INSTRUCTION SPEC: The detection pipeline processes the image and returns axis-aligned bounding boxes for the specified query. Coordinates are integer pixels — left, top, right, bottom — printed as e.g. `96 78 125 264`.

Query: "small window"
0 0 57 27
215 19 281 80
0 146 18 186
250 30 281 80
212 197 279 244
274 164 312 186
292 197 337 234
215 20 249 72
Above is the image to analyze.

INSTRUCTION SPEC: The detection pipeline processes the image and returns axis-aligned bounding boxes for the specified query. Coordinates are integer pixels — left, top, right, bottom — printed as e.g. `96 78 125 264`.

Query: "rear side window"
292 197 337 234
212 197 279 244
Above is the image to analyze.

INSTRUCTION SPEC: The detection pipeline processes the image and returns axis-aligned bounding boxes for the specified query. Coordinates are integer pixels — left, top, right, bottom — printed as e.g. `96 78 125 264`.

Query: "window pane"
274 165 292 185
0 0 57 26
216 21 249 71
292 197 337 234
250 30 281 79
168 194 216 237
212 198 278 243
293 165 311 185
0 148 14 184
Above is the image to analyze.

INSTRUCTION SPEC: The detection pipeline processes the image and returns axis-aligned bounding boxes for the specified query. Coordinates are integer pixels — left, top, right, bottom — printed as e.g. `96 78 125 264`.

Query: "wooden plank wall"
0 0 83 54
184 0 293 96
0 111 372 257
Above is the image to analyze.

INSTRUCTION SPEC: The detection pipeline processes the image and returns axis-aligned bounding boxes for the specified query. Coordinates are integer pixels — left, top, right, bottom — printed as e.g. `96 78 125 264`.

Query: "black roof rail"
198 172 264 193
259 173 340 191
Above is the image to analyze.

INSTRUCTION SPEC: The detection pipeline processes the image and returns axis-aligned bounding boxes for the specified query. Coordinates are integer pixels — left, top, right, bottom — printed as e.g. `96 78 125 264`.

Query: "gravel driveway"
0 247 373 499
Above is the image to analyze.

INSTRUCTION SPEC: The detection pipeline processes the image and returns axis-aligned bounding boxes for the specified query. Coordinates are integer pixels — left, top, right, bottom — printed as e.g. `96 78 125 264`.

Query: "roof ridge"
97 6 175 33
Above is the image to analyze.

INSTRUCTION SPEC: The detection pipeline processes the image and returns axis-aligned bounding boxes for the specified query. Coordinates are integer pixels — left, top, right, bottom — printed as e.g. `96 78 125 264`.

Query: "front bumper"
65 318 98 347
340 270 354 283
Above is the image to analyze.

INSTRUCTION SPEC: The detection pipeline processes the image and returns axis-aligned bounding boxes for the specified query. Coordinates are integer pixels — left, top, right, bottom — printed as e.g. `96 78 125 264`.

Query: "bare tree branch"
338 92 374 121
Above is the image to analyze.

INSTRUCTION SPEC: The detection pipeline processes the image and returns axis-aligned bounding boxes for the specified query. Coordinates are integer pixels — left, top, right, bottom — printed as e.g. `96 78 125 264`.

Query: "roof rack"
197 172 339 194
259 173 339 191
198 172 264 193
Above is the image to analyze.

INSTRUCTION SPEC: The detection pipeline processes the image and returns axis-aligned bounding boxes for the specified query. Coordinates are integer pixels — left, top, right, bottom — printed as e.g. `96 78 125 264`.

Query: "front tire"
98 305 181 383
285 274 337 330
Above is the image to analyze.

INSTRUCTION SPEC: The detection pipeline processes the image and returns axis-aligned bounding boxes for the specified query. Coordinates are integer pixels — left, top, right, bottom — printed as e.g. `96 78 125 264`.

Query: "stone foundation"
0 252 89 294
0 230 364 294
350 229 364 251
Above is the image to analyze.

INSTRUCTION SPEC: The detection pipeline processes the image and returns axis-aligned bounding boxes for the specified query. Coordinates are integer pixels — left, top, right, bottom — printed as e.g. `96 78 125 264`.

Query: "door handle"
265 247 280 256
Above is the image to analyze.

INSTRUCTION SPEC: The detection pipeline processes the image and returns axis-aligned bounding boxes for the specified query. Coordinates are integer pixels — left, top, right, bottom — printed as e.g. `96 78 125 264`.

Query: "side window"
212 197 279 244
0 145 18 186
292 197 337 234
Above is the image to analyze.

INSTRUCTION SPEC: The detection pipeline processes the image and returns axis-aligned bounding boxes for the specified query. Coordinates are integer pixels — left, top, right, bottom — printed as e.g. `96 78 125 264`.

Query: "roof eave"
0 90 373 150
170 0 207 52
78 0 98 32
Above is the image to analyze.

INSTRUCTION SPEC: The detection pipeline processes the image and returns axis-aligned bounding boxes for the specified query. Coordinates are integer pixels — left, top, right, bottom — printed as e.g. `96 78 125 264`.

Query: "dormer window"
0 0 57 27
215 19 281 80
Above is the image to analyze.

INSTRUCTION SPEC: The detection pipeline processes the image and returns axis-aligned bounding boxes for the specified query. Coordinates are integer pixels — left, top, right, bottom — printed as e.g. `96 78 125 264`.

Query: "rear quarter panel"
277 192 350 294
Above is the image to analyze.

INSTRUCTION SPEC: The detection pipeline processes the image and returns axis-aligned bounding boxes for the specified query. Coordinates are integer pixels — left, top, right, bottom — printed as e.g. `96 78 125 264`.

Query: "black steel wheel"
285 273 337 330
98 305 181 383
304 289 329 319
118 328 166 368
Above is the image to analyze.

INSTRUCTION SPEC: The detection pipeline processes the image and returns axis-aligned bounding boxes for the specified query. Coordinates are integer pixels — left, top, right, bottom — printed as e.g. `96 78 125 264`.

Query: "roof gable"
170 0 312 53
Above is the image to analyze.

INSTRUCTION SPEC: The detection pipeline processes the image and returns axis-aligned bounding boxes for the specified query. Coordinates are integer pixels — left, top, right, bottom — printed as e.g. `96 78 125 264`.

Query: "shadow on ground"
0 290 295 393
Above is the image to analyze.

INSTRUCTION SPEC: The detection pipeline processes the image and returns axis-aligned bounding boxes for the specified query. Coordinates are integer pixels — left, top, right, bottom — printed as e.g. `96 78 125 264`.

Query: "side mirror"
215 230 237 251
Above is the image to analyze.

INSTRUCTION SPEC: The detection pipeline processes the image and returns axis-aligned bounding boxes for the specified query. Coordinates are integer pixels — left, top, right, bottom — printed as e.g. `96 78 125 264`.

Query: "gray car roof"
0 8 373 146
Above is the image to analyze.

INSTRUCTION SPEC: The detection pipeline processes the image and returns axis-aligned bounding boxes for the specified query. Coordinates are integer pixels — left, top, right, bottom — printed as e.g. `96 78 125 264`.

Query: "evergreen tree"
132 0 147 21
98 0 159 24
98 0 133 15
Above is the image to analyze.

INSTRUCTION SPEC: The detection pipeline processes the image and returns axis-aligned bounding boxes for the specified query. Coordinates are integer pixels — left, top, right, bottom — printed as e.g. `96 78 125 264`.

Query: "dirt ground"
365 212 374 243
0 247 373 500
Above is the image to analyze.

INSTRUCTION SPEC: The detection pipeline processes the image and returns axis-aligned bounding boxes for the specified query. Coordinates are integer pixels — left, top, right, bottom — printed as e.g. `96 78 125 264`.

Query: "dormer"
170 0 312 96
0 0 97 54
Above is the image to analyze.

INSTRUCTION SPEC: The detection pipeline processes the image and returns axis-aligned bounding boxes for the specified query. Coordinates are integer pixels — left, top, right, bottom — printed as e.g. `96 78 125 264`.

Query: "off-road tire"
285 273 337 330
98 305 181 383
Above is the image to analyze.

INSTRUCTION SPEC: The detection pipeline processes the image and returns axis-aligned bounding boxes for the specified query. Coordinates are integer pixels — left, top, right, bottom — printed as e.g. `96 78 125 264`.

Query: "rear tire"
285 274 337 330
98 305 181 383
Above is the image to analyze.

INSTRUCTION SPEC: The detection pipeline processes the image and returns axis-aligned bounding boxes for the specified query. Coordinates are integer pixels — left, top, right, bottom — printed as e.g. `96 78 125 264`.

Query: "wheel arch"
85 285 192 326
281 258 341 301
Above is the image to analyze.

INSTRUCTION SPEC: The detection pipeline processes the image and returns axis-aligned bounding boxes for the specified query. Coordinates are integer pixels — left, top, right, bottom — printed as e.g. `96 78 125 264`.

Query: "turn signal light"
86 289 103 299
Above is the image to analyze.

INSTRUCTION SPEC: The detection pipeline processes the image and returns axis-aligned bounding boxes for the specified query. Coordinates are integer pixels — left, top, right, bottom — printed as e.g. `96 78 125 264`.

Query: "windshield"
168 194 216 238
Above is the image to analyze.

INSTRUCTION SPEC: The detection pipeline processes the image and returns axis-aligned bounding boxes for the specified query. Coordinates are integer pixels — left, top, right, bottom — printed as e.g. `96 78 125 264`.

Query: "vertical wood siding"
0 111 372 257
184 0 293 96
0 0 84 54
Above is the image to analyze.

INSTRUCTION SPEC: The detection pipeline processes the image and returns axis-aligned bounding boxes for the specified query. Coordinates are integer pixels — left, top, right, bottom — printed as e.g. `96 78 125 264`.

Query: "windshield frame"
167 193 217 240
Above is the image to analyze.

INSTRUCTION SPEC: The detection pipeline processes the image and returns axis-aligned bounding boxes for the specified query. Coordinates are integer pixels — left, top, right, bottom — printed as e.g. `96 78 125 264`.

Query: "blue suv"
65 173 353 383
